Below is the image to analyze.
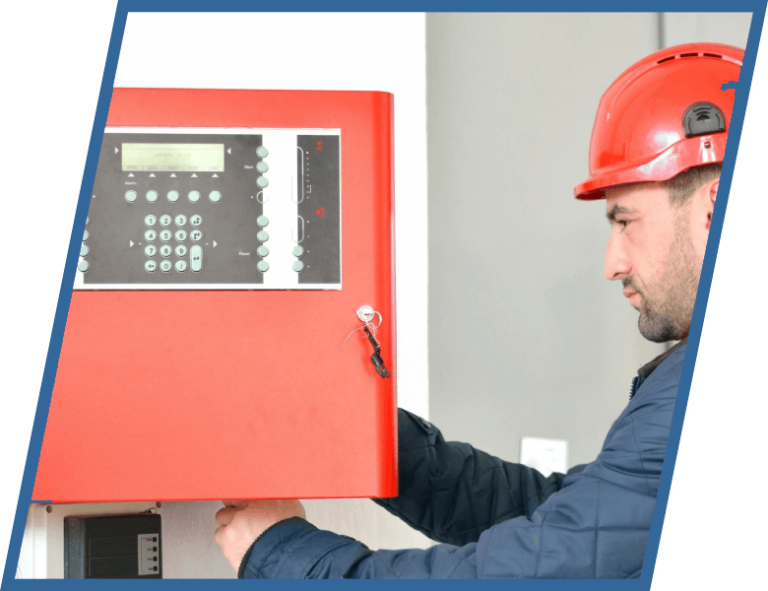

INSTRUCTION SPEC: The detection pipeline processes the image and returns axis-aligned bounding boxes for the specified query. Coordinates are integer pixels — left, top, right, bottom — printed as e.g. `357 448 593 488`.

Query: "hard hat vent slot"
683 102 726 137
679 52 699 58
703 52 724 59
657 56 676 64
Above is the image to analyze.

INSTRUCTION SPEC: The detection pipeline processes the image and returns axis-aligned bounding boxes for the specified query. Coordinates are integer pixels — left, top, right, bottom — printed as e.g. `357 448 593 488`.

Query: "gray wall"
426 13 751 467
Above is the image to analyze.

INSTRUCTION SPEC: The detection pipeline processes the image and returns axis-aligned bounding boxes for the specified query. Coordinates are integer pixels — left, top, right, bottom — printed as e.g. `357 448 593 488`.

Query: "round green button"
209 191 222 203
257 245 269 257
257 161 269 173
292 261 305 272
160 260 172 273
167 190 179 203
256 146 269 158
257 230 269 242
257 260 269 273
80 244 90 257
78 260 90 272
292 246 304 257
125 190 137 203
257 216 269 227
256 176 269 188
146 190 159 203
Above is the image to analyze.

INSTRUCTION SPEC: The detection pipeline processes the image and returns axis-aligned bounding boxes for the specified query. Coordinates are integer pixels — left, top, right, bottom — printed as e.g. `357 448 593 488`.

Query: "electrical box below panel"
64 514 162 579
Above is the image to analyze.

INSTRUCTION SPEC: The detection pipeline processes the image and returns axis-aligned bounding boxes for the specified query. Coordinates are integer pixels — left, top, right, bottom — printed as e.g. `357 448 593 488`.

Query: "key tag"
341 306 390 379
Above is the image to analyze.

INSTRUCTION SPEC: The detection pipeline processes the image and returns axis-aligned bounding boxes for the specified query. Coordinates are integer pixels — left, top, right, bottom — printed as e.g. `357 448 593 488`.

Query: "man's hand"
214 500 306 573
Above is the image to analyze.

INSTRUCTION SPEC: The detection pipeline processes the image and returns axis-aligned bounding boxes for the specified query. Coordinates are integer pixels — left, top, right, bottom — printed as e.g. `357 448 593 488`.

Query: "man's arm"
375 409 571 546
226 378 673 579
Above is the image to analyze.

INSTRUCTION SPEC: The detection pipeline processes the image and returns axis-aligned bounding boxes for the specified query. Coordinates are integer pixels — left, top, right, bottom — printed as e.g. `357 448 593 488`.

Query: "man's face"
603 183 705 343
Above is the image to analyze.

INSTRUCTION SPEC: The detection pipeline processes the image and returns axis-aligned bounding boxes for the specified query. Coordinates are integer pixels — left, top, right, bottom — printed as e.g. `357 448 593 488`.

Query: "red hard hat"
574 42 743 200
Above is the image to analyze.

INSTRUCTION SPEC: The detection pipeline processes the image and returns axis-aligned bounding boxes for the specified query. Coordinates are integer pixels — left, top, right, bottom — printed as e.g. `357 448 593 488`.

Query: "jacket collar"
637 338 688 380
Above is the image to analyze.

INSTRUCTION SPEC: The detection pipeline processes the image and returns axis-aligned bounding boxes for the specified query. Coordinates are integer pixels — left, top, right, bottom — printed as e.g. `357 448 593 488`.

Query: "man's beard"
627 214 701 343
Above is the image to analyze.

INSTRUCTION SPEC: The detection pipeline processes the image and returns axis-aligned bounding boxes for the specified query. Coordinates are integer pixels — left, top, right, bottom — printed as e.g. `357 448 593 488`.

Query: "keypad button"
190 214 203 227
292 261 305 272
167 190 179 203
257 230 269 242
190 245 203 272
175 260 187 272
292 245 304 257
188 191 201 203
160 260 172 273
145 230 157 242
257 245 269 257
125 190 137 203
160 244 172 257
86 216 89 225
190 229 203 242
256 146 269 158
82 230 90 241
160 214 172 227
256 176 269 188
146 190 159 203
80 244 90 257
257 216 269 227
145 260 157 273
78 260 90 272
256 161 269 173
175 229 187 242
209 191 221 203
175 214 187 227
145 245 157 257
257 260 269 273
160 229 172 242
145 215 157 227
175 244 187 257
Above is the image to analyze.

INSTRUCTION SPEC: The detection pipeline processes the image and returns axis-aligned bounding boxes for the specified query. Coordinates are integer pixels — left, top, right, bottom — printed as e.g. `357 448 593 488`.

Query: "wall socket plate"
520 437 568 477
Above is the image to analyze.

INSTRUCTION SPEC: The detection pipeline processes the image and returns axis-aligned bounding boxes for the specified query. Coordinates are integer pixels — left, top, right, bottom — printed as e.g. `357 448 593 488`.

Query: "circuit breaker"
64 514 162 579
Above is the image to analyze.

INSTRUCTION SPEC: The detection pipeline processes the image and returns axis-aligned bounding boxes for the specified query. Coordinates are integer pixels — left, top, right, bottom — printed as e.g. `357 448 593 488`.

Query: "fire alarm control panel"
33 89 397 504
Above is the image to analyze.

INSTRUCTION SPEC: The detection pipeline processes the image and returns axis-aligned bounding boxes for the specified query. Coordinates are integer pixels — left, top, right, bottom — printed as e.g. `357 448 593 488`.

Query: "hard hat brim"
574 132 728 200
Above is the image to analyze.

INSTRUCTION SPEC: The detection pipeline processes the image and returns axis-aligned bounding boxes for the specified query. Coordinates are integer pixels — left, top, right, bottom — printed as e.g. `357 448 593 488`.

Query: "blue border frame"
2 0 768 589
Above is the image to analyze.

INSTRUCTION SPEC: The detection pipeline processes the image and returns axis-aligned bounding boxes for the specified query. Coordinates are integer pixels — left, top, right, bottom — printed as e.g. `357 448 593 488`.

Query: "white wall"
426 13 751 468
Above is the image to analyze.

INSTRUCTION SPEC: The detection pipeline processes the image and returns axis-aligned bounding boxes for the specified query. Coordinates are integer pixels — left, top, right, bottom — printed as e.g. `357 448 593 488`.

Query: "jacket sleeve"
371 409 569 546
239 376 676 579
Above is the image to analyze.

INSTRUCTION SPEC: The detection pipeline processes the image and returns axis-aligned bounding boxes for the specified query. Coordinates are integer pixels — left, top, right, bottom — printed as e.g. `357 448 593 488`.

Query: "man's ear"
705 178 719 231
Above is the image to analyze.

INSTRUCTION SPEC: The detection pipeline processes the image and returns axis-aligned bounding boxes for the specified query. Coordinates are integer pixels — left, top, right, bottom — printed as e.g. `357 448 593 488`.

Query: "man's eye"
616 220 629 229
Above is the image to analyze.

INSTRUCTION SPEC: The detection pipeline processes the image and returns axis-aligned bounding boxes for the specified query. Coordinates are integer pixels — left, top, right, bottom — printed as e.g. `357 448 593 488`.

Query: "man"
214 42 741 578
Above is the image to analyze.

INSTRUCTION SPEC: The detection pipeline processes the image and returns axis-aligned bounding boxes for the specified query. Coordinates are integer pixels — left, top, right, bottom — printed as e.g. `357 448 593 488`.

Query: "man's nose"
604 233 631 281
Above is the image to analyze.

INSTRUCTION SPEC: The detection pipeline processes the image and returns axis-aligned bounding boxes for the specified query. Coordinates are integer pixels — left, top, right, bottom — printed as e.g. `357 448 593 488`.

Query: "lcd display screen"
122 143 225 172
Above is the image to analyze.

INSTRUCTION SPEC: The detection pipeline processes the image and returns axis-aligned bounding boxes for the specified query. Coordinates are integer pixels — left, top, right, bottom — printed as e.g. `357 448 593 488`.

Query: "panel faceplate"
74 128 341 290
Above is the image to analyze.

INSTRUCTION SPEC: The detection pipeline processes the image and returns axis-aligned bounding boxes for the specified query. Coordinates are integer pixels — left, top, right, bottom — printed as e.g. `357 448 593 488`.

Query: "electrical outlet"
520 437 568 477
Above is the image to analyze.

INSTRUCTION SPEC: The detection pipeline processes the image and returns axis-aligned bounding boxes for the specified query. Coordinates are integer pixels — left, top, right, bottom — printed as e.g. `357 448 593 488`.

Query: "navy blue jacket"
240 340 686 578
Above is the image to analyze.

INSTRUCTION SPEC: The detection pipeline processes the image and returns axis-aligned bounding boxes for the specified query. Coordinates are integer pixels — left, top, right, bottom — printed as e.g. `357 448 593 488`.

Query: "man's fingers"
215 507 237 527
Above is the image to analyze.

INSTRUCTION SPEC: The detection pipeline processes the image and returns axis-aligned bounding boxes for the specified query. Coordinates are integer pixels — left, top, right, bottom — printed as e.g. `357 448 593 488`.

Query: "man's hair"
664 163 722 207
